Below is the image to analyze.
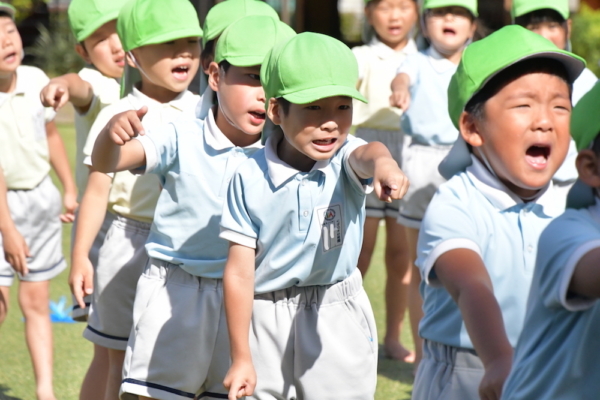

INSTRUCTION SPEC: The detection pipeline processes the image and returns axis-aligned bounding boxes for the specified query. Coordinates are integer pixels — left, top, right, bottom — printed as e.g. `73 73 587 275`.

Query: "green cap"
448 25 584 128
68 0 127 42
423 0 478 17
202 0 279 47
117 0 203 53
571 82 600 151
512 0 570 20
261 32 366 107
214 16 295 67
0 2 15 19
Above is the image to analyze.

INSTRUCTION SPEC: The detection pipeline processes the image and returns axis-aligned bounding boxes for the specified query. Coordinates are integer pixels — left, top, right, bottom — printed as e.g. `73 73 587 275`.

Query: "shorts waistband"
254 269 363 307
110 213 152 233
145 257 222 290
423 340 482 370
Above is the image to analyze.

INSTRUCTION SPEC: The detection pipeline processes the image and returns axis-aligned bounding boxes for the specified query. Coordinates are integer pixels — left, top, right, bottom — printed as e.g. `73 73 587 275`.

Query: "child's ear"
208 62 220 92
75 44 92 64
126 52 137 69
267 98 282 125
576 149 600 188
201 53 213 75
459 111 483 147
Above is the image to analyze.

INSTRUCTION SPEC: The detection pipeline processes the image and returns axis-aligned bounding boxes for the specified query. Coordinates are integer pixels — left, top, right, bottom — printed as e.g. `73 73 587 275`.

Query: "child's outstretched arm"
435 249 513 400
92 107 148 173
0 168 30 276
46 121 77 223
223 243 257 400
40 73 93 112
349 142 409 202
389 72 411 110
569 248 600 299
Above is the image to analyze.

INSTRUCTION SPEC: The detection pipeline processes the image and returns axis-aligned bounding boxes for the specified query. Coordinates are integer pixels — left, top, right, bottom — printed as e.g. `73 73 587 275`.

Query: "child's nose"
320 119 338 132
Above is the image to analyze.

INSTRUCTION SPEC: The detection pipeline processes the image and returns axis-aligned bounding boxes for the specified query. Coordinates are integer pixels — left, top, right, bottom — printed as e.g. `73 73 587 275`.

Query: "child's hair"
514 9 566 28
218 59 231 73
276 97 291 115
464 57 571 122
0 10 11 18
201 39 216 64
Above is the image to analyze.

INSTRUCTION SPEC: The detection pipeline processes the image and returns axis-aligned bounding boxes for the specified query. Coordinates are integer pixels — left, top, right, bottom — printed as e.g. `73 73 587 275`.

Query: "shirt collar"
130 86 194 112
264 128 331 188
204 108 263 151
368 36 418 60
426 46 458 73
466 155 563 216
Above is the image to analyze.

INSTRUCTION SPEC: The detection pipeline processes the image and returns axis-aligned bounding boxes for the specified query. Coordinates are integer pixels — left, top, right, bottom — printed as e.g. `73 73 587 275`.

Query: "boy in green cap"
414 25 584 400
501 82 600 400
71 0 202 399
91 15 294 400
388 0 478 371
0 3 76 400
512 0 598 203
219 32 409 400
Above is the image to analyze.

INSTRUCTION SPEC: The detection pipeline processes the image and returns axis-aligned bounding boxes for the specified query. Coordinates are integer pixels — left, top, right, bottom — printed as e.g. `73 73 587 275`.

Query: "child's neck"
213 106 261 148
138 79 182 104
0 71 17 93
431 44 463 65
378 35 410 52
277 137 316 172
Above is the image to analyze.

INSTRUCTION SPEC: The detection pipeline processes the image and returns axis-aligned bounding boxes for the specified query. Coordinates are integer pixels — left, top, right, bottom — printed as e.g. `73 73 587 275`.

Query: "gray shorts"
0 176 66 286
356 127 403 219
412 340 484 400
397 141 451 229
83 214 150 350
71 211 114 322
121 259 229 400
250 269 378 400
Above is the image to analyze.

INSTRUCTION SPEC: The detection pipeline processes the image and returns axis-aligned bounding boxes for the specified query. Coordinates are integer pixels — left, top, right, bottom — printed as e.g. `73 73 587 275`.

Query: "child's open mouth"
312 138 338 152
388 25 402 35
525 145 551 169
172 65 189 81
3 51 16 63
443 28 456 35
249 111 265 123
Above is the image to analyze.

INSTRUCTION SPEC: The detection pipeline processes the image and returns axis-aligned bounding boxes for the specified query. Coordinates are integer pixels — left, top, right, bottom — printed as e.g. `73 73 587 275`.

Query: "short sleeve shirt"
397 47 458 146
85 88 199 222
502 200 600 400
220 131 372 294
0 66 56 190
416 156 564 349
135 108 262 278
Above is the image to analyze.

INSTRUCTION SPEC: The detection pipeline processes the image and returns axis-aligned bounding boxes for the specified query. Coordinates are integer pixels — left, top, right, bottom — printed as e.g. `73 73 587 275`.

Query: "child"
501 81 600 400
352 0 418 362
220 32 409 400
388 0 477 369
72 0 202 398
91 15 294 400
512 0 599 203
413 25 584 400
0 3 77 400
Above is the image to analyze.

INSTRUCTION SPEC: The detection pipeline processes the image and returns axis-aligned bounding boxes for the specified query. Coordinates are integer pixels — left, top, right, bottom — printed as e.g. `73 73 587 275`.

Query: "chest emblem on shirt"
316 204 344 252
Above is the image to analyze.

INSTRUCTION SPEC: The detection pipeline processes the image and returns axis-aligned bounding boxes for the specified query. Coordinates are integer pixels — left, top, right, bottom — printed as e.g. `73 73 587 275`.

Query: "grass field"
0 122 415 400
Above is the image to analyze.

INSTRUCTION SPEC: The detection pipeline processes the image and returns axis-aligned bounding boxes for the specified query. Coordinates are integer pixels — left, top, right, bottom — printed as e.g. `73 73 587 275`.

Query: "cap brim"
438 135 472 179
220 55 263 68
512 5 569 20
0 5 15 18
282 85 367 104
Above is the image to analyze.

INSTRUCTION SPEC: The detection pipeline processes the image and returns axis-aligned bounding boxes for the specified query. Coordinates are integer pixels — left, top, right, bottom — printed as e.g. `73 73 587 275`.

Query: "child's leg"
0 285 9 326
406 226 424 372
79 344 109 400
18 280 56 400
105 349 126 400
383 217 413 362
357 216 380 276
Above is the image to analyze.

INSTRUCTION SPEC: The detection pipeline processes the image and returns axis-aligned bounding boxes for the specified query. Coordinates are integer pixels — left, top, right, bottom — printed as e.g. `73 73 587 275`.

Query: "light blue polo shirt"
416 155 563 349
220 131 372 294
135 108 262 278
397 47 458 146
502 200 600 400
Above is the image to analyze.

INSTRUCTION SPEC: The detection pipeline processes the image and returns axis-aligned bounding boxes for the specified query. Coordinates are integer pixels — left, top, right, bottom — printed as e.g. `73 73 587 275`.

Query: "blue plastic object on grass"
49 296 76 323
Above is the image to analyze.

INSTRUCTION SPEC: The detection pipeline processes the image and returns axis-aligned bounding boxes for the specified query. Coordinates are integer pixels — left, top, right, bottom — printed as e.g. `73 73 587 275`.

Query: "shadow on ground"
0 385 23 400
377 344 416 386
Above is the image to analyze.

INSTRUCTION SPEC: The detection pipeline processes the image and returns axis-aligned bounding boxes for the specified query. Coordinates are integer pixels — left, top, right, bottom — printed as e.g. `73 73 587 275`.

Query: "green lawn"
0 123 415 400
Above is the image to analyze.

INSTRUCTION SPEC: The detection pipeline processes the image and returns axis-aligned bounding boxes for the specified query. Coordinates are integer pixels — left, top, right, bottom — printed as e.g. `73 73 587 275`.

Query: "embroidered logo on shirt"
316 204 344 252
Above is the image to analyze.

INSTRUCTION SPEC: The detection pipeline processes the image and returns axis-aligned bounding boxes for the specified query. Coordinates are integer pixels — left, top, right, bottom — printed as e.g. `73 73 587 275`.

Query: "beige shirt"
85 87 199 223
75 67 120 201
351 37 417 131
0 66 56 190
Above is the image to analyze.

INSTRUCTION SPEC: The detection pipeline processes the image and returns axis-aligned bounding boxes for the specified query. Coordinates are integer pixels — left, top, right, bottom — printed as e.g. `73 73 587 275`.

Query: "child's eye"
306 105 321 110
339 105 351 110
248 74 260 81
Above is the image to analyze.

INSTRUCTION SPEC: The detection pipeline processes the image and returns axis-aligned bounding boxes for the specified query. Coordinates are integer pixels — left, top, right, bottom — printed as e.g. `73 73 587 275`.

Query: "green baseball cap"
202 0 279 47
0 2 15 19
68 0 128 42
117 0 203 53
215 16 295 67
512 0 570 20
571 82 600 151
261 32 366 107
423 0 478 17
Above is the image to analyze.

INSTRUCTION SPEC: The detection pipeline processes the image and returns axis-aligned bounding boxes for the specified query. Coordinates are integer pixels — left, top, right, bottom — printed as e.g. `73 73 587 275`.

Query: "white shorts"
121 259 230 400
356 128 403 219
397 141 451 229
83 214 150 350
71 211 114 322
250 269 378 400
0 176 66 286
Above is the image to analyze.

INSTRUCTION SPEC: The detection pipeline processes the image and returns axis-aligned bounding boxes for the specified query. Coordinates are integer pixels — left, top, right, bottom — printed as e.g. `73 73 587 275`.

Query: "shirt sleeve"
416 182 482 287
396 53 420 85
340 135 374 194
219 168 259 249
83 104 124 166
536 211 600 312
134 123 180 179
